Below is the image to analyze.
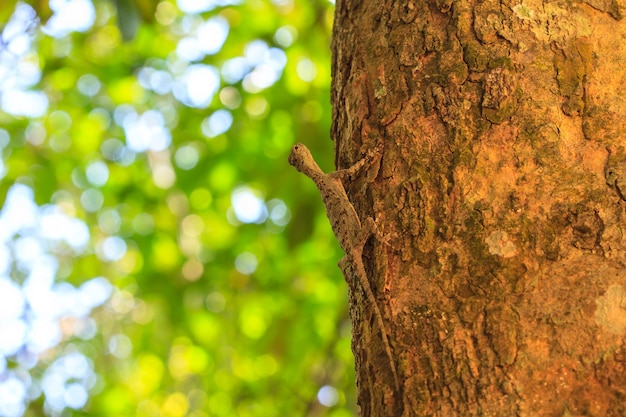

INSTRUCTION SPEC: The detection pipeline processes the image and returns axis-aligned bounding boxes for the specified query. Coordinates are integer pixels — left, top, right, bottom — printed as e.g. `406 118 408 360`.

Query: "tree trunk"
330 1 626 416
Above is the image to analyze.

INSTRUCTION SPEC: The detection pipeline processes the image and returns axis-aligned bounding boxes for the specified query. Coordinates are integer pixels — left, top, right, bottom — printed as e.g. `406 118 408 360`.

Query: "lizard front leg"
329 143 383 183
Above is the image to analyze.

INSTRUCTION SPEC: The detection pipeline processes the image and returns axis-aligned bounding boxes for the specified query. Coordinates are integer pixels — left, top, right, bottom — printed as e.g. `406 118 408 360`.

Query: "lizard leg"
329 143 383 182
358 216 391 247
348 218 400 391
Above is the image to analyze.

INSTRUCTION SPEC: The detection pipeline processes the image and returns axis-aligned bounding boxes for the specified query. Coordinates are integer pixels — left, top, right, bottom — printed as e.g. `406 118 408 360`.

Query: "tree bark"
331 1 626 416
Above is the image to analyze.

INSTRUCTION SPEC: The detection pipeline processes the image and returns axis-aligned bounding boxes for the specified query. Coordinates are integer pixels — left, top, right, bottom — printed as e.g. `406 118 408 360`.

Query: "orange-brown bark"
331 1 626 416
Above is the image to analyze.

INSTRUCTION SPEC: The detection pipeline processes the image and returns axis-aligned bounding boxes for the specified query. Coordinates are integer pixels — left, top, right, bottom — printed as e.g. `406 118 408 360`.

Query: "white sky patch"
0 319 27 356
41 352 95 412
0 184 112 412
54 284 81 316
14 236 43 267
244 40 271 66
176 37 204 62
97 236 127 262
113 104 135 126
27 319 61 353
267 199 291 226
123 109 172 152
85 160 109 187
317 385 339 407
149 70 172 95
177 0 214 13
0 245 10 276
3 6 31 39
0 5 46 118
44 0 96 38
39 206 90 252
243 64 280 92
197 16 229 55
79 277 113 309
241 41 287 93
0 279 25 320
0 375 26 417
177 0 241 13
1 90 48 117
201 109 232 138
221 40 286 92
221 57 250 84
0 1 156 414
175 15 229 61
230 186 268 224
23 256 58 296
3 30 31 56
0 185 38 241
64 383 88 409
14 60 42 87
175 64 221 108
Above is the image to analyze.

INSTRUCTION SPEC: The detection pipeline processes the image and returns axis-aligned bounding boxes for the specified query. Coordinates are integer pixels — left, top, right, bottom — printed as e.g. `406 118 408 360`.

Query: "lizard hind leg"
344 226 400 391
356 216 392 252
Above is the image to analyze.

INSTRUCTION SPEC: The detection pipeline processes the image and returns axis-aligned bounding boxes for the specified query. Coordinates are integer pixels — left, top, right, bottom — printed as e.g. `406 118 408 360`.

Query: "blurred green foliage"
0 0 357 415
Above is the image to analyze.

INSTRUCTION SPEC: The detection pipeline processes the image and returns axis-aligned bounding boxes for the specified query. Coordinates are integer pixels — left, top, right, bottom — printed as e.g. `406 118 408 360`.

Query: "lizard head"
288 143 313 171
288 143 324 178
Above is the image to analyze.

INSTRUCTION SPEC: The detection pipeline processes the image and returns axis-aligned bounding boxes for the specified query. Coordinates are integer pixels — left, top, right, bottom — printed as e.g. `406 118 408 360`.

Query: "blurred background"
0 0 357 416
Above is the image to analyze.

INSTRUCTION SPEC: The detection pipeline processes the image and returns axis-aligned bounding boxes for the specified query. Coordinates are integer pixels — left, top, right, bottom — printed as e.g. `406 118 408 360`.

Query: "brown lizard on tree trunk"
288 143 400 391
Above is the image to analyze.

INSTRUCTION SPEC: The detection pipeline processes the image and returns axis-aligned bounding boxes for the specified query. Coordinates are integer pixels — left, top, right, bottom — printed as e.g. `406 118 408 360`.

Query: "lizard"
288 143 400 391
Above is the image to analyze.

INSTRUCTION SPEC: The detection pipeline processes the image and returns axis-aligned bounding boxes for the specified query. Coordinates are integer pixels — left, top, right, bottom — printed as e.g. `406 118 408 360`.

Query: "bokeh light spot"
182 259 204 281
80 188 104 212
201 109 232 138
234 252 258 275
197 16 229 55
133 213 155 235
76 74 101 96
86 160 109 187
317 385 339 407
274 25 297 47
44 0 96 37
175 145 199 170
123 110 172 153
109 334 132 359
230 187 268 224
296 57 317 82
176 64 220 108
1 90 48 117
218 86 242 109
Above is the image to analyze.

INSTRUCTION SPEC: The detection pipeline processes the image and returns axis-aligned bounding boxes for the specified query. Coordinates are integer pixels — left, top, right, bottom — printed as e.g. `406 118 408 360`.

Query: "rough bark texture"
330 1 626 416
